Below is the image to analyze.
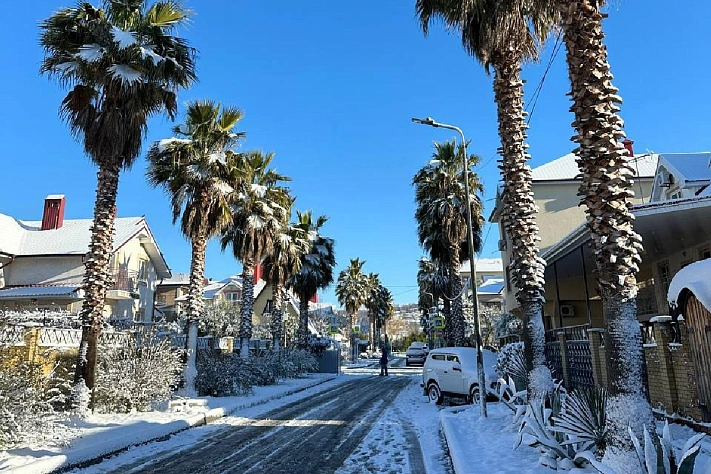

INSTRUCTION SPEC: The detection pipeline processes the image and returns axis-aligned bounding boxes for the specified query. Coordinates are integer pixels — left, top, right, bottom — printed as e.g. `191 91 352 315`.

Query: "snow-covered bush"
495 312 523 339
195 352 256 397
0 362 69 448
196 349 319 397
94 334 183 413
0 309 80 328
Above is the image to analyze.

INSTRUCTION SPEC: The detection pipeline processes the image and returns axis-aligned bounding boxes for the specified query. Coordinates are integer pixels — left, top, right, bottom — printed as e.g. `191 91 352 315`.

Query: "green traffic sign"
353 325 361 334
433 317 444 329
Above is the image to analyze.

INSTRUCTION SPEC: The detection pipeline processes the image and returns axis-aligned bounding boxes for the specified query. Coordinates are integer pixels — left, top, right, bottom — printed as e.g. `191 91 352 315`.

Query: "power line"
526 32 564 126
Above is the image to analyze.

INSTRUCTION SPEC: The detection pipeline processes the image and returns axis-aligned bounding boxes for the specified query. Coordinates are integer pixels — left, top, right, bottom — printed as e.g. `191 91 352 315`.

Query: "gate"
683 292 711 421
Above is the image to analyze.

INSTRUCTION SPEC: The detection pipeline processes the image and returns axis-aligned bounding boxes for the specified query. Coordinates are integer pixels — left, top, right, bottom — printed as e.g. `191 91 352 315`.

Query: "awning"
0 285 83 300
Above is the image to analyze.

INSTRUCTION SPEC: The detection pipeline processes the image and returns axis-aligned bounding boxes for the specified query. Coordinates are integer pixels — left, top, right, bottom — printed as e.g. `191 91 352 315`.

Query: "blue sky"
1 1 710 306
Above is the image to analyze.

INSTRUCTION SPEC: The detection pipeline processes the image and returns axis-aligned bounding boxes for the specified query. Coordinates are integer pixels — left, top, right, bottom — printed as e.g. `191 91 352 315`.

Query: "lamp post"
412 117 487 417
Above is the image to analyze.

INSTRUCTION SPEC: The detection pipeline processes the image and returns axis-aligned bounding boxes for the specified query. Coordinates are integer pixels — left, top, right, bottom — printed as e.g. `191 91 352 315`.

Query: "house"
0 195 171 323
493 147 711 422
490 144 658 314
154 272 191 322
650 152 711 202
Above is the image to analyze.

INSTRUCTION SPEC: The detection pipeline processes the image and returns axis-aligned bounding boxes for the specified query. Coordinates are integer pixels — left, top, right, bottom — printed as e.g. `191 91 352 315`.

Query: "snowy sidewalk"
3 374 339 474
440 402 558 474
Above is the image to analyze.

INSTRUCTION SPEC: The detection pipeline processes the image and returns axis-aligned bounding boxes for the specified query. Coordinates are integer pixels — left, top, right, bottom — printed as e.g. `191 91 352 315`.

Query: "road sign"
328 324 339 334
353 325 361 334
433 316 444 329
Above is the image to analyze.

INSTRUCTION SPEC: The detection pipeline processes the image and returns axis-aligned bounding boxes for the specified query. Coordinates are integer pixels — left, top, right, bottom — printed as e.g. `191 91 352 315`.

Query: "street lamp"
412 116 487 417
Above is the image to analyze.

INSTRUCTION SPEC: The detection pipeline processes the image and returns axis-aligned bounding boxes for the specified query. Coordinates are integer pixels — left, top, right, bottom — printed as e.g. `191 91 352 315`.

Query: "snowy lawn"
1 373 342 474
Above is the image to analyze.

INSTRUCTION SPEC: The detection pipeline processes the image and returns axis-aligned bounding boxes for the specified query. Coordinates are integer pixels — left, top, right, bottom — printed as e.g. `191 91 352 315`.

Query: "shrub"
195 349 319 397
94 334 183 413
195 352 255 397
0 362 69 448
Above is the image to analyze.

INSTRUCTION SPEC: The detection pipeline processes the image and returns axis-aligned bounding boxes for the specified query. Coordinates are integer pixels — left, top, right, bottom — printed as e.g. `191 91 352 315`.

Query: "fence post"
557 331 570 388
587 328 606 388
24 328 41 365
646 322 678 413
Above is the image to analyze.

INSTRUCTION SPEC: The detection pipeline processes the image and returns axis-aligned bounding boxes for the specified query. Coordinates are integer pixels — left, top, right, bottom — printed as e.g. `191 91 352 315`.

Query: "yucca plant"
576 421 706 474
553 386 608 458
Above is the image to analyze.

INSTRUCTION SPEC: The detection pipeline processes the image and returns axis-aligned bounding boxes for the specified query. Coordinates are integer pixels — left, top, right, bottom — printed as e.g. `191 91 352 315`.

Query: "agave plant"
552 386 608 459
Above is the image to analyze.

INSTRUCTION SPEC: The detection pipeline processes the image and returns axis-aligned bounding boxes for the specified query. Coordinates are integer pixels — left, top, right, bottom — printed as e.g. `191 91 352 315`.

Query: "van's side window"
432 354 446 361
446 355 459 363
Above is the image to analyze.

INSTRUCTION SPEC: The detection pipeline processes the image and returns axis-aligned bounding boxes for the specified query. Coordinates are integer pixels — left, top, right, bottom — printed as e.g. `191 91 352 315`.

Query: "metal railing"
110 269 139 292
0 325 26 347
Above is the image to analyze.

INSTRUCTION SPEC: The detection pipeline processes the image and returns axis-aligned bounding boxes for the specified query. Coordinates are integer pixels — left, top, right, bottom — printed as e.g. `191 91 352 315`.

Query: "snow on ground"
4 360 711 474
441 402 559 474
2 374 347 474
336 372 450 474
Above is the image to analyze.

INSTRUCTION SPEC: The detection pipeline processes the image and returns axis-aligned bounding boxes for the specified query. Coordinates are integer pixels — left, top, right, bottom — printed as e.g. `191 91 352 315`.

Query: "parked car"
405 342 429 366
421 347 499 404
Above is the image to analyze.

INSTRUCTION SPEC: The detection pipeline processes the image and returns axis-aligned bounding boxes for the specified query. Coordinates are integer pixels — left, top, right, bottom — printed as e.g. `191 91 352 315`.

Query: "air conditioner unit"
498 239 507 251
560 305 575 317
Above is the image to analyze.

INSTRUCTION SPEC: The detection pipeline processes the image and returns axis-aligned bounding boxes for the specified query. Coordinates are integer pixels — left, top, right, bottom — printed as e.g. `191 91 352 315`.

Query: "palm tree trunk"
73 162 120 410
240 260 255 358
449 263 466 346
492 53 548 397
442 296 452 347
271 283 284 353
557 1 653 468
182 234 207 398
297 296 310 349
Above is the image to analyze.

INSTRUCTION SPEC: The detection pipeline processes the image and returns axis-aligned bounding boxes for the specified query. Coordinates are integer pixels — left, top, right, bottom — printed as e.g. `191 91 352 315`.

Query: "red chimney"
41 194 66 230
310 292 318 303
253 264 263 284
622 139 635 157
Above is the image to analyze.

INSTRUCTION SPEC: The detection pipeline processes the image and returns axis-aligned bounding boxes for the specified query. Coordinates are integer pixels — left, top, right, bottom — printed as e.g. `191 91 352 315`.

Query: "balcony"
106 269 140 301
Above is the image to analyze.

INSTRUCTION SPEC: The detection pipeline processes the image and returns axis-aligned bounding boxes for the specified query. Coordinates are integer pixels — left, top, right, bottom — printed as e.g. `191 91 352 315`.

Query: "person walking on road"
379 346 389 376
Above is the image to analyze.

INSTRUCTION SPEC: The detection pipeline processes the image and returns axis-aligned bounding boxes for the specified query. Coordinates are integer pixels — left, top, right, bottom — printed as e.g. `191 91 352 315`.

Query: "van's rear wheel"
427 382 443 404
469 385 481 405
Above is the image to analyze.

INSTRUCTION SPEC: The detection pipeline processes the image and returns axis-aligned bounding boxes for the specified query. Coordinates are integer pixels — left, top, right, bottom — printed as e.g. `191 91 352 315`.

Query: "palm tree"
416 0 552 396
221 151 292 358
551 0 654 462
147 100 244 396
375 284 394 349
40 0 196 400
417 257 448 346
262 211 310 353
335 258 369 362
413 140 483 347
288 211 336 349
365 272 381 351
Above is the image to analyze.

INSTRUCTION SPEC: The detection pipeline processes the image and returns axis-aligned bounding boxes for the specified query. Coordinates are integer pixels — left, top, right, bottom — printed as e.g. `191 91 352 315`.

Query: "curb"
9 375 338 474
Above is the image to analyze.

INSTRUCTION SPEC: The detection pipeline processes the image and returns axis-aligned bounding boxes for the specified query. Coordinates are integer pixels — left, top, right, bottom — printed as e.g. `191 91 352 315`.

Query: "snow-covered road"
66 374 424 474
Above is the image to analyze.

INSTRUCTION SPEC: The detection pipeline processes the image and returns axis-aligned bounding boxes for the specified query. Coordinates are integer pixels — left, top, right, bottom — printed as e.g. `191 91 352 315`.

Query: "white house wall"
4 255 84 286
113 236 159 322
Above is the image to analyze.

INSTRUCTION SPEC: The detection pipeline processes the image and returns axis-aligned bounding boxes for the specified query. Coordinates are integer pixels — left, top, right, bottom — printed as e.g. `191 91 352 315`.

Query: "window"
657 261 671 295
224 292 240 304
432 354 446 361
138 260 149 282
446 355 460 363
699 246 711 260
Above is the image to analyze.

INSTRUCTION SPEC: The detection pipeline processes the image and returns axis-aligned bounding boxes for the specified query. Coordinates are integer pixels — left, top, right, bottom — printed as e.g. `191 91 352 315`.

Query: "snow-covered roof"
667 259 711 312
659 152 711 183
203 275 242 300
459 258 504 275
159 273 191 286
0 285 82 300
531 153 658 181
0 213 171 278
477 278 505 295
